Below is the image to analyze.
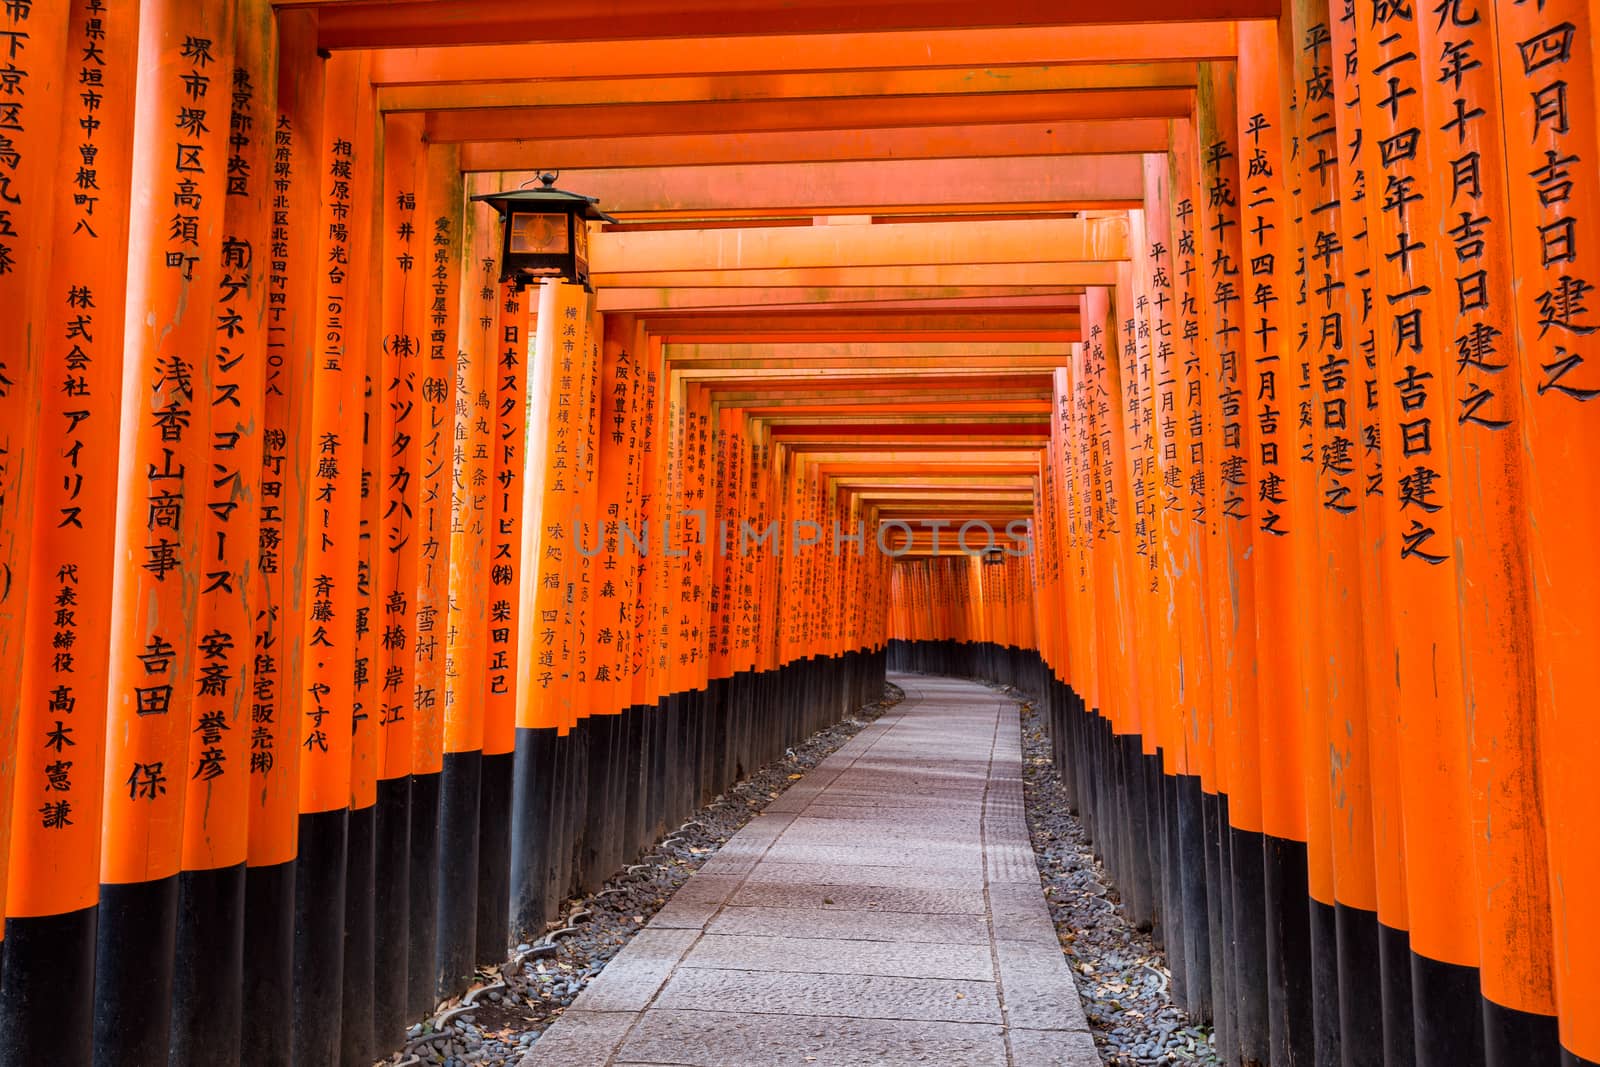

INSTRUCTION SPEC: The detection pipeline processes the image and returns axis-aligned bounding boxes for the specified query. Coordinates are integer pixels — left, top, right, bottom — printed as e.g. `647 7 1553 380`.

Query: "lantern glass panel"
508 211 569 255
573 219 590 275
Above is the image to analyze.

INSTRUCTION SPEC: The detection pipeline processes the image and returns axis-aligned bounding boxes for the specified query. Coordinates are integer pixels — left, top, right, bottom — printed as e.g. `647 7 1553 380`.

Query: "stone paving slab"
1006 1028 1104 1066
615 1009 1009 1066
653 967 1004 1024
570 930 702 1013
741 859 986 890
521 675 1098 1067
704 903 990 944
681 933 996 981
727 880 988 914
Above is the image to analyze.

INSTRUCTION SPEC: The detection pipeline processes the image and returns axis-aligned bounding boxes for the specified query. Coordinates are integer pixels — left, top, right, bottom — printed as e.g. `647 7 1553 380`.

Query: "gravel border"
378 682 905 1067
1009 686 1220 1066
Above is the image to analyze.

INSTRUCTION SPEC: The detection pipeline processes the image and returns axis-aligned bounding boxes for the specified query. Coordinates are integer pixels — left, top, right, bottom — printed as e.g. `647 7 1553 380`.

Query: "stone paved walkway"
520 674 1100 1067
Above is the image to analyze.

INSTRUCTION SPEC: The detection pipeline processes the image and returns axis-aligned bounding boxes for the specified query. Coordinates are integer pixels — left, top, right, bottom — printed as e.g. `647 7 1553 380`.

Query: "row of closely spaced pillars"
0 0 893 1063
3 0 1600 1065
890 2 1600 1063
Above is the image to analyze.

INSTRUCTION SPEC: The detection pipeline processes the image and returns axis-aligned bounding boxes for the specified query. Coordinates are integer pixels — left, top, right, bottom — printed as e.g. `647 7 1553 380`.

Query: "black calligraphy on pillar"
1363 0 1452 566
487 283 521 699
1508 12 1596 400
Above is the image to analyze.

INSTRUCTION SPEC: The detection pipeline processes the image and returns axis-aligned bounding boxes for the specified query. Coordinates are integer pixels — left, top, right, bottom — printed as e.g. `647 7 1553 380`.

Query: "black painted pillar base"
241 859 295 1067
1310 896 1341 1067
510 726 558 943
341 803 375 1067
437 749 482 999
292 809 348 1067
1230 825 1269 1067
1483 992 1561 1067
1176 775 1212 1024
0 905 97 1066
170 863 246 1066
94 875 179 1067
1378 921 1416 1067
372 776 411 1048
1263 835 1313 1066
1410 952 1484 1067
1333 903 1384 1067
476 750 514 965
407 771 441 1019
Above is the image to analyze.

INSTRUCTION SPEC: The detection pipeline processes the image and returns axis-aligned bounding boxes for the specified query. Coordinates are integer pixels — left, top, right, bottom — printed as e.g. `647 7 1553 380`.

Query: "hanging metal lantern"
471 172 616 292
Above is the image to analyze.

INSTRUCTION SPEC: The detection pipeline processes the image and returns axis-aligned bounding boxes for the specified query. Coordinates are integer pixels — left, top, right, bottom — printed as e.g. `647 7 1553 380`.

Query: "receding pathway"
520 674 1100 1067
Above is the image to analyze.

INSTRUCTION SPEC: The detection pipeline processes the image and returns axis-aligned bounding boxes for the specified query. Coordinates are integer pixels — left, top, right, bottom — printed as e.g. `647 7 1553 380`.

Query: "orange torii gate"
0 3 1596 1066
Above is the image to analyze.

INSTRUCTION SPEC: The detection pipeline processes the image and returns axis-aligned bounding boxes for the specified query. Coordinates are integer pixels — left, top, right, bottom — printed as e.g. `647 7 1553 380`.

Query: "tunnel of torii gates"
0 0 1597 1065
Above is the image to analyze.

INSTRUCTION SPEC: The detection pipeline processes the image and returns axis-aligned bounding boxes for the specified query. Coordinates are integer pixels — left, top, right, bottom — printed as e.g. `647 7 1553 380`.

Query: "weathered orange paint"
483 280 528 756
375 111 425 782
248 8 321 869
102 0 237 881
1292 0 1378 919
518 281 588 732
1495 0 1600 1051
411 142 461 770
182 0 275 871
1353 0 1479 973
1237 17 1307 851
7 0 132 917
295 49 374 818
1195 59 1259 827
1328 0 1406 940
444 178 498 755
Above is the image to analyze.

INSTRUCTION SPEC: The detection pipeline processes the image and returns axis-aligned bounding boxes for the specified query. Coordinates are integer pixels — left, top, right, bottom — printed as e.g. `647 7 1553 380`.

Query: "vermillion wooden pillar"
170 2 273 1061
511 280 587 938
1135 197 1188 999
371 107 423 1048
1327 6 1416 1059
682 385 714 806
632 335 667 845
0 2 128 1060
1165 115 1220 1028
1353 7 1485 1061
1236 23 1316 1066
1139 195 1190 998
242 14 319 1064
1081 290 1142 922
1494 1 1600 1060
567 295 602 894
1114 229 1161 938
481 276 527 947
1284 0 1387 1061
440 188 493 994
722 415 752 798
0 4 70 993
1271 11 1351 1061
652 364 685 823
586 313 640 885
291 49 374 1067
550 291 595 900
1418 1 1562 1059
601 315 649 857
1196 57 1270 1067
345 227 384 1067
412 140 461 1013
96 2 235 1063
1144 150 1212 1021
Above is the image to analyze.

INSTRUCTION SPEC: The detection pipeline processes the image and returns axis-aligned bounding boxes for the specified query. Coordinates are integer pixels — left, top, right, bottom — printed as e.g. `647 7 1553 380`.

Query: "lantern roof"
471 173 617 223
